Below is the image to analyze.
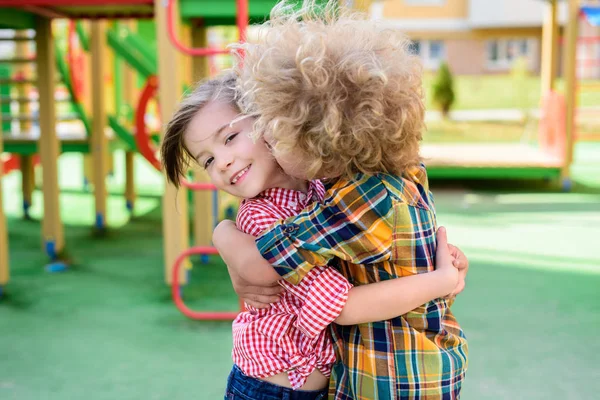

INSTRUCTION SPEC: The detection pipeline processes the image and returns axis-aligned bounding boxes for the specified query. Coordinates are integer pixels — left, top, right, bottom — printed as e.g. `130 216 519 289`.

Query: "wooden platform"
421 143 564 179
3 125 115 154
0 0 284 27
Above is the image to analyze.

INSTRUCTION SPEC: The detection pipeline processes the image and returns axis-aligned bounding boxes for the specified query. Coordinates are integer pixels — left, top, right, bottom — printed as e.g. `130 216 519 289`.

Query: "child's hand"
435 227 459 296
446 244 469 298
228 267 282 309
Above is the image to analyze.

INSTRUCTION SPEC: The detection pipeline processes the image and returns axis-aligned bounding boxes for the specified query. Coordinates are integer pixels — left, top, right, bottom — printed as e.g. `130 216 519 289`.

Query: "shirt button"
283 224 299 235
299 193 307 201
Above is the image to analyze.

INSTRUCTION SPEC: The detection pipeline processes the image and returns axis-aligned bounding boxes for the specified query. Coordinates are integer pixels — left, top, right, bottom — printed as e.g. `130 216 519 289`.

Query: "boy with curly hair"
213 1 469 399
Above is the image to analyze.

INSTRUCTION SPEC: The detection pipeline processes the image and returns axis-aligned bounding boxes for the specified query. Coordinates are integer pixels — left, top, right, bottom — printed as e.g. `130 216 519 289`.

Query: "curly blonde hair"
232 0 425 180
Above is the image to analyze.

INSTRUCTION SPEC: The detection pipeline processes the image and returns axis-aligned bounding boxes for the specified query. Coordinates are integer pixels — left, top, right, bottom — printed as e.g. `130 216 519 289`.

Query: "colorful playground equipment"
1 0 365 313
1 0 594 314
422 0 599 191
573 4 600 142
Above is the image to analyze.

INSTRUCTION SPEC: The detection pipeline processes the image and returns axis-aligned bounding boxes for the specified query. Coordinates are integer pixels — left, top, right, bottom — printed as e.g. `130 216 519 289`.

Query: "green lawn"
423 74 600 111
2 146 599 399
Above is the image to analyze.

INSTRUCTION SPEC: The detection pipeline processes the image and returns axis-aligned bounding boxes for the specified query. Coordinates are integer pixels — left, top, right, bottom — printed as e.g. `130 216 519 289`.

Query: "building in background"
371 0 600 78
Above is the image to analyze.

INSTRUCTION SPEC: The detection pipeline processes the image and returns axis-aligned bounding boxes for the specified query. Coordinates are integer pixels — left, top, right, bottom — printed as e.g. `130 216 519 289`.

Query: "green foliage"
432 62 455 117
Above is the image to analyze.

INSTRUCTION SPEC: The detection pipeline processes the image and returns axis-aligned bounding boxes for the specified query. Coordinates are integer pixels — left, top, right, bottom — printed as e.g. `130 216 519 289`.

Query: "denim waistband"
225 365 327 400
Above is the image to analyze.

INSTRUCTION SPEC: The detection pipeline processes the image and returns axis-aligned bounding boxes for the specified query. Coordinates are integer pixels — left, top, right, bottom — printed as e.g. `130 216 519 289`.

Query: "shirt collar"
258 180 322 209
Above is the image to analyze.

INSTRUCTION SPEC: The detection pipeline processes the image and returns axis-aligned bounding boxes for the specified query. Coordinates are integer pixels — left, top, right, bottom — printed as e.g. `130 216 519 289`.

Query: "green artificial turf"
1 144 599 399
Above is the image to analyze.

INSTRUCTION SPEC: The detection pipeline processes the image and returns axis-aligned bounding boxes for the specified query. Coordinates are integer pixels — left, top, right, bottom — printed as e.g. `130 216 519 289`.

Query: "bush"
432 62 455 118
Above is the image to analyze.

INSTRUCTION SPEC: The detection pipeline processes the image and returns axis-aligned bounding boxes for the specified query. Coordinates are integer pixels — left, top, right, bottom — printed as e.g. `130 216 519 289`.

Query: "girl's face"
184 101 304 199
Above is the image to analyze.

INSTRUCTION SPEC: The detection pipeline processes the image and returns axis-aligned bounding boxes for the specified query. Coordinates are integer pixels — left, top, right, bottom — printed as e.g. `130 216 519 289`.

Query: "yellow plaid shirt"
256 166 468 399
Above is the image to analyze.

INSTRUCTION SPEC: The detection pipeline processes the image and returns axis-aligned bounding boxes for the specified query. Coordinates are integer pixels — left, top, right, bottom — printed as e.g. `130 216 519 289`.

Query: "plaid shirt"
233 181 353 389
256 166 468 400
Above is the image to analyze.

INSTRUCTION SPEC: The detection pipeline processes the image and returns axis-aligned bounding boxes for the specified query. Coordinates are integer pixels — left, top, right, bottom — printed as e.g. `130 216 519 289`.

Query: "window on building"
409 41 421 56
410 39 446 69
488 41 499 62
486 38 533 69
429 40 444 60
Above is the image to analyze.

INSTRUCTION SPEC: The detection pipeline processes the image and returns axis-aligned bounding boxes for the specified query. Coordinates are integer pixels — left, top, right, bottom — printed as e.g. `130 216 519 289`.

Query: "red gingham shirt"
233 181 353 389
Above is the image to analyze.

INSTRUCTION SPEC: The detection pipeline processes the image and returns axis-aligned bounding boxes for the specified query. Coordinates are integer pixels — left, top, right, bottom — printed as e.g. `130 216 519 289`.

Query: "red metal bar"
2 155 20 174
134 75 162 171
2 154 40 174
171 246 242 321
576 59 600 66
67 21 86 102
559 36 600 44
166 0 248 56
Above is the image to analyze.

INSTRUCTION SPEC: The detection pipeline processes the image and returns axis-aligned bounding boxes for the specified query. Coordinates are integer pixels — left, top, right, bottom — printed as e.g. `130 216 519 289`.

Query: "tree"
432 62 455 118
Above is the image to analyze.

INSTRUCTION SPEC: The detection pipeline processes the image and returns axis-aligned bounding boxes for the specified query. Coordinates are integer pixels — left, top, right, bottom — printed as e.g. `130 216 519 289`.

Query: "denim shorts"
224 365 328 400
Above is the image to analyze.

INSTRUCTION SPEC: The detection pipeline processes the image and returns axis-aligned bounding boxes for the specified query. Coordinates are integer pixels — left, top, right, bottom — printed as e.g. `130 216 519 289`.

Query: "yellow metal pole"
90 21 108 230
16 30 32 133
190 24 214 247
123 20 137 213
36 16 64 257
103 25 115 178
155 0 189 284
541 0 559 96
21 155 34 218
16 31 34 218
0 125 9 287
563 0 579 184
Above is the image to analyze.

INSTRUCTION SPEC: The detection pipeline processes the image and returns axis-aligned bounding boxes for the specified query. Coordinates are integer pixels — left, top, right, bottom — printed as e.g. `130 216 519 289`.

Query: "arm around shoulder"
334 227 459 325
212 220 280 285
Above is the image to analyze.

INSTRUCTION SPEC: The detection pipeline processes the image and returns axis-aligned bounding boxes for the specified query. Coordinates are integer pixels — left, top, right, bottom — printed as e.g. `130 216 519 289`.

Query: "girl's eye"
225 133 238 144
203 157 213 169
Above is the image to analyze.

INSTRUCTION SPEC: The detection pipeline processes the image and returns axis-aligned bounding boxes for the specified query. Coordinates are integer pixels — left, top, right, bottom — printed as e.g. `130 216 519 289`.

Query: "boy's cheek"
276 155 310 180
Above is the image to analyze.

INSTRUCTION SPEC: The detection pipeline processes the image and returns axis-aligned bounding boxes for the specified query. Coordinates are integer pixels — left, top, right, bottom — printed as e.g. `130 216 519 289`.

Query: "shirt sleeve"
236 201 281 237
294 266 353 338
255 176 394 285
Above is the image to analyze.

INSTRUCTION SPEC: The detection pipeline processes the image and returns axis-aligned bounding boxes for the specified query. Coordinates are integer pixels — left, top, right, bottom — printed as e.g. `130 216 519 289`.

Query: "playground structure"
0 0 248 314
422 0 600 189
0 0 373 314
0 0 597 315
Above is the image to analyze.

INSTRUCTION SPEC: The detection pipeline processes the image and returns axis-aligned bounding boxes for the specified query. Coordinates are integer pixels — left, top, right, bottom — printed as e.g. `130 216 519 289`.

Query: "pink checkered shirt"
233 180 353 389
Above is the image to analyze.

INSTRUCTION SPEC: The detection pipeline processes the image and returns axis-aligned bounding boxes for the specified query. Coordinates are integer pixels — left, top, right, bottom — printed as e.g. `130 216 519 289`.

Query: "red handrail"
134 75 217 190
166 0 248 56
2 155 20 174
171 246 242 320
134 75 162 171
67 21 85 103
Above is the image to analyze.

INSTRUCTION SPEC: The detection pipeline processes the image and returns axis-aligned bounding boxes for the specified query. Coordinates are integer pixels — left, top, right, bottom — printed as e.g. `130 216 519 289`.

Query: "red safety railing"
172 247 244 320
538 91 566 160
67 21 86 103
134 75 218 190
2 154 20 174
137 0 250 320
166 0 248 56
135 77 241 320
134 75 161 170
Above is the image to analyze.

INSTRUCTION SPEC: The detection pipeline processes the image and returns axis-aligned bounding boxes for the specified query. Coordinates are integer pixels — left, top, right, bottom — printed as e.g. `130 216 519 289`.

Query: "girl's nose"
216 156 233 171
